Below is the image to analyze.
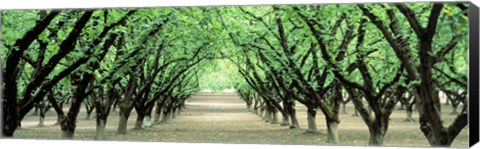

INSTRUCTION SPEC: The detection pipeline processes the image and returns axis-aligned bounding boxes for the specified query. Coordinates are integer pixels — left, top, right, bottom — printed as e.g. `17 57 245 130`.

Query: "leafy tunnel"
0 2 470 147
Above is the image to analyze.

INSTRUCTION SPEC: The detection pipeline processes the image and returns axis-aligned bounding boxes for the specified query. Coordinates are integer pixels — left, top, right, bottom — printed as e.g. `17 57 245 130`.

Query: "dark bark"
20 11 94 113
46 91 65 125
2 11 59 137
60 30 117 139
358 4 467 146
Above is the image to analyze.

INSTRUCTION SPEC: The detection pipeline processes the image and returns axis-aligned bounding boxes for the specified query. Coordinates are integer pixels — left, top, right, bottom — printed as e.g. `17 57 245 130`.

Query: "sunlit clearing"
198 59 242 93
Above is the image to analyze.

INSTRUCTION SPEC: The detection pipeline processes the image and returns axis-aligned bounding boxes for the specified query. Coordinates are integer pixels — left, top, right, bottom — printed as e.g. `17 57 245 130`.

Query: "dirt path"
114 92 318 144
15 92 469 147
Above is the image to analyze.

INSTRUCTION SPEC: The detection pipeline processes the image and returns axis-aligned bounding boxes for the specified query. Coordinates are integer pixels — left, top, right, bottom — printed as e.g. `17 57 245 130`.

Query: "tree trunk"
367 117 389 145
341 102 348 114
133 111 145 130
270 108 278 124
171 108 177 119
54 114 64 125
258 105 265 117
85 104 95 120
161 110 169 123
252 100 259 114
49 95 65 126
153 106 162 125
95 116 107 140
117 108 131 134
38 116 45 127
285 101 299 129
404 105 415 122
2 11 60 137
306 108 318 133
281 100 291 126
38 106 46 127
144 116 152 128
61 90 90 139
246 104 252 112
326 120 340 144
289 109 300 129
368 127 386 145
450 104 458 115
398 102 405 110
60 116 76 139
85 110 92 120
111 101 118 113
33 106 39 116
263 107 271 122
280 112 289 126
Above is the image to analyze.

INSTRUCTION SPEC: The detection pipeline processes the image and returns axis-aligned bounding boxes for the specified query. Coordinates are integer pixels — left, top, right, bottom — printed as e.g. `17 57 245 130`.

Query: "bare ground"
14 93 469 147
